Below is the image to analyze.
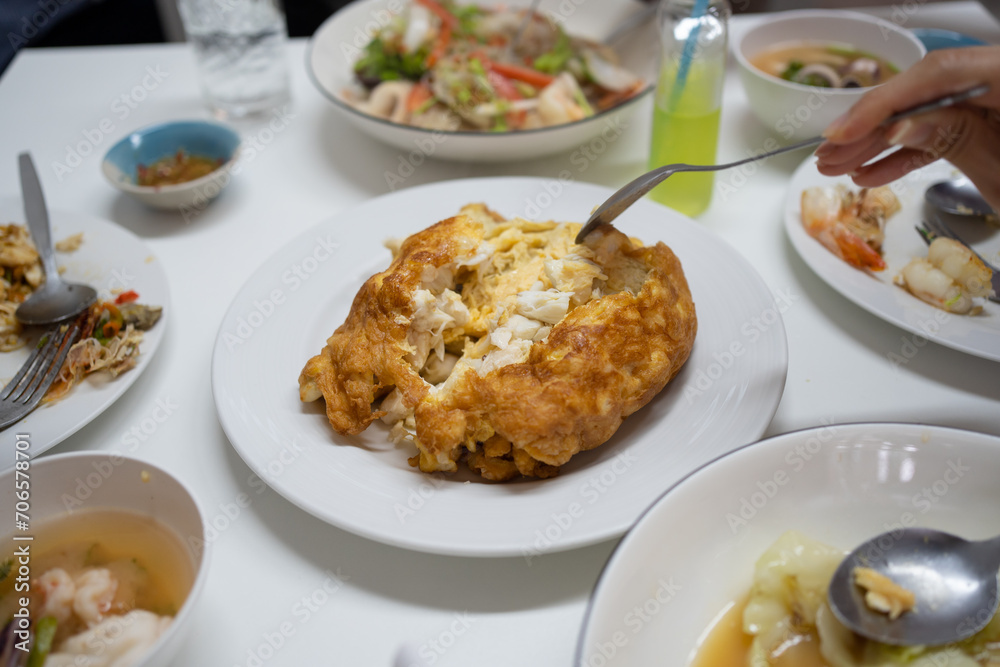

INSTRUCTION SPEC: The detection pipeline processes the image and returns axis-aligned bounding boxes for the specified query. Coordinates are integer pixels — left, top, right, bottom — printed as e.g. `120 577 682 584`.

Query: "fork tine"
0 323 80 430
0 333 57 401
15 329 69 403
922 214 956 242
0 323 78 408
38 323 79 394
915 224 935 247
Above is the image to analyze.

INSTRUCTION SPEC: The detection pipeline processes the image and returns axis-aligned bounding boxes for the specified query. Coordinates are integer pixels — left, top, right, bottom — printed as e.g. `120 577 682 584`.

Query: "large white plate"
306 0 657 162
785 157 1000 362
576 423 1000 665
211 177 787 557
0 197 170 466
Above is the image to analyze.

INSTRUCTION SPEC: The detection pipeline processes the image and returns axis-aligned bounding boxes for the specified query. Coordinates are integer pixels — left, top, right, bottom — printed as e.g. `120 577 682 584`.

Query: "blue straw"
666 0 711 113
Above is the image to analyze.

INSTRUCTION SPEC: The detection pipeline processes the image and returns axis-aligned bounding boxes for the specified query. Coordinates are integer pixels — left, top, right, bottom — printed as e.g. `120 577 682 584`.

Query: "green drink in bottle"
649 0 730 218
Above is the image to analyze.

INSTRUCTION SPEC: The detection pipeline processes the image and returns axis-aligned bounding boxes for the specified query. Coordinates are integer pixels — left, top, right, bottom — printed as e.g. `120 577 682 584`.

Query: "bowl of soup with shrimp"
732 10 926 140
0 452 207 667
575 423 1000 666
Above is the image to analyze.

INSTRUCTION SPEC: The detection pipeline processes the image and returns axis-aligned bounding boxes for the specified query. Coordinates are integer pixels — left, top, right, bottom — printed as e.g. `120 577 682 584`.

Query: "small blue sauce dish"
102 120 241 210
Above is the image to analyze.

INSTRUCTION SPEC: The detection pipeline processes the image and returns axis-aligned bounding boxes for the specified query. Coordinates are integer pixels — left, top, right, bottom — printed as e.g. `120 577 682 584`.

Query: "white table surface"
1 2 999 665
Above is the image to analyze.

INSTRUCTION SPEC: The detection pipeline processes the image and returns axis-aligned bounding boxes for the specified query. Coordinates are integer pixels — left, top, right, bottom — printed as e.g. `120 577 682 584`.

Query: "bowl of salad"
307 0 657 162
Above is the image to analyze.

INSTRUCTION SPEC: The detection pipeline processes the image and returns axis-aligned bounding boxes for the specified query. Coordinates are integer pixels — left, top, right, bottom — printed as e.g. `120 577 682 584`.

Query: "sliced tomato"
485 69 527 128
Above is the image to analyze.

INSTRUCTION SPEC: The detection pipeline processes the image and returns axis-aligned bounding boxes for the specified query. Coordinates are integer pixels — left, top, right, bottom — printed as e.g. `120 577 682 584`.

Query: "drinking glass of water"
178 0 291 119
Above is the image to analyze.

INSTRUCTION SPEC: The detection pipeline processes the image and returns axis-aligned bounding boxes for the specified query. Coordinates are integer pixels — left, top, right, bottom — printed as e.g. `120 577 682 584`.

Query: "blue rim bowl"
102 120 241 211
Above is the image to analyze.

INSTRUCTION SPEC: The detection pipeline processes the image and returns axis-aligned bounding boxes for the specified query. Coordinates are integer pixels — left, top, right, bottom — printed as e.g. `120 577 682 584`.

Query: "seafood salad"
344 0 643 132
0 222 162 400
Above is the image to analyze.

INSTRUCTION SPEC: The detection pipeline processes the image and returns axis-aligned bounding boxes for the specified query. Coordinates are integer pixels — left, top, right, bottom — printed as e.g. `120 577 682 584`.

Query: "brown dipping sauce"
137 149 223 186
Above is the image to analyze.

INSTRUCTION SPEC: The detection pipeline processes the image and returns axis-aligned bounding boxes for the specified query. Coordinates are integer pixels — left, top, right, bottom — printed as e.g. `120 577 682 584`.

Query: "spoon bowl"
15 153 97 326
925 177 997 218
828 528 1000 646
15 281 97 327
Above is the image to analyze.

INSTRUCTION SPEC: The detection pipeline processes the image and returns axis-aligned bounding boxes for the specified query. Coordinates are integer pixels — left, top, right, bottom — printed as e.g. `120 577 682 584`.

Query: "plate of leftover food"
211 177 787 557
577 422 1000 666
306 0 657 161
0 197 169 466
784 157 1000 362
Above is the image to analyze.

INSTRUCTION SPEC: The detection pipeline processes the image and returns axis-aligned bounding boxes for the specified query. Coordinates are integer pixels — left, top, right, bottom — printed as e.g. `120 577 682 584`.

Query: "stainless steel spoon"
828 527 1000 646
925 176 997 218
575 84 991 244
15 153 97 326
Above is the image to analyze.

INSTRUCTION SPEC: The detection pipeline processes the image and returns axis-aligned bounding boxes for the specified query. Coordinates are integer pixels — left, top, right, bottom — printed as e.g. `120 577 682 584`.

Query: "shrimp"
897 237 994 314
538 72 591 126
800 185 901 271
73 568 118 626
37 568 76 624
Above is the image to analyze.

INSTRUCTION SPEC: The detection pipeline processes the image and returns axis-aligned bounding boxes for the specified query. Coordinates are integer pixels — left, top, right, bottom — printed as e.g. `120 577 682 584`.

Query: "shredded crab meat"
406 289 470 369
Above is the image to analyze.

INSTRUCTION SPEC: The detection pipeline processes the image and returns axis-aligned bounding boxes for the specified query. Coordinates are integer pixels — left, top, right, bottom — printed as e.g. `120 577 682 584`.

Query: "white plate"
785 157 1000 362
0 197 169 466
306 0 657 162
211 177 787 557
577 423 1000 666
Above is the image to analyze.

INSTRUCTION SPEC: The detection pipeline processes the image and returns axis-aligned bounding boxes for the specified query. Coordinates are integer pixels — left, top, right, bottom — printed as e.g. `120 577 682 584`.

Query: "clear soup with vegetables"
750 41 899 88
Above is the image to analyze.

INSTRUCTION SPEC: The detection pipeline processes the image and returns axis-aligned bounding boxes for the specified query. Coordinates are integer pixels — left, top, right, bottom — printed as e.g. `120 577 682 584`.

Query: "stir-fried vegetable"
346 0 642 132
354 38 428 88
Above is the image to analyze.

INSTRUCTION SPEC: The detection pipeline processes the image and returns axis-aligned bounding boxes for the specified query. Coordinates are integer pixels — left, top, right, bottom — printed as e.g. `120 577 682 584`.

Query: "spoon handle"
18 152 59 282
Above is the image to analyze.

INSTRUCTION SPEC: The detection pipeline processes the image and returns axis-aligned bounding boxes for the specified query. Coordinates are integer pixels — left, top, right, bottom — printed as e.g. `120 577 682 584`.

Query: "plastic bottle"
648 0 731 217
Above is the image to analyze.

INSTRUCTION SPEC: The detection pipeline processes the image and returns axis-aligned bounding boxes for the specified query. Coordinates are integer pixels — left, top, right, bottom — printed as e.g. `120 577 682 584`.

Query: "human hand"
815 46 1000 212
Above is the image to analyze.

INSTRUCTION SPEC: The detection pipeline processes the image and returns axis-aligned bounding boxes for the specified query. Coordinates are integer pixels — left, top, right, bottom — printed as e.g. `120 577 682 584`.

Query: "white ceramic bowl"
576 423 1000 666
0 452 208 667
102 120 241 211
307 0 658 162
733 10 927 141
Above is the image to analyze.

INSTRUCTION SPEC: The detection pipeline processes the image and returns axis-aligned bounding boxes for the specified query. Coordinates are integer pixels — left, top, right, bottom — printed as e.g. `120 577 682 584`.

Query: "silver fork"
575 84 990 243
918 214 1000 303
0 321 81 430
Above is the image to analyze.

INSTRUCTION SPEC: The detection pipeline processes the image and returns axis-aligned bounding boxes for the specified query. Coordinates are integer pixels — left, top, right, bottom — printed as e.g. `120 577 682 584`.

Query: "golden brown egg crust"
298 208 696 481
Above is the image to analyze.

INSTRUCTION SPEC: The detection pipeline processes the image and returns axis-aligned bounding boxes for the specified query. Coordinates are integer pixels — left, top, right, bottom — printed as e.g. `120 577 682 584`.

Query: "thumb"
884 107 1000 209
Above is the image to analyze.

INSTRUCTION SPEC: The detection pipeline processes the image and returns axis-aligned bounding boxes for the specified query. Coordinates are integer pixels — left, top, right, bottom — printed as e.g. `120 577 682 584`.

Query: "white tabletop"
1 2 999 665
